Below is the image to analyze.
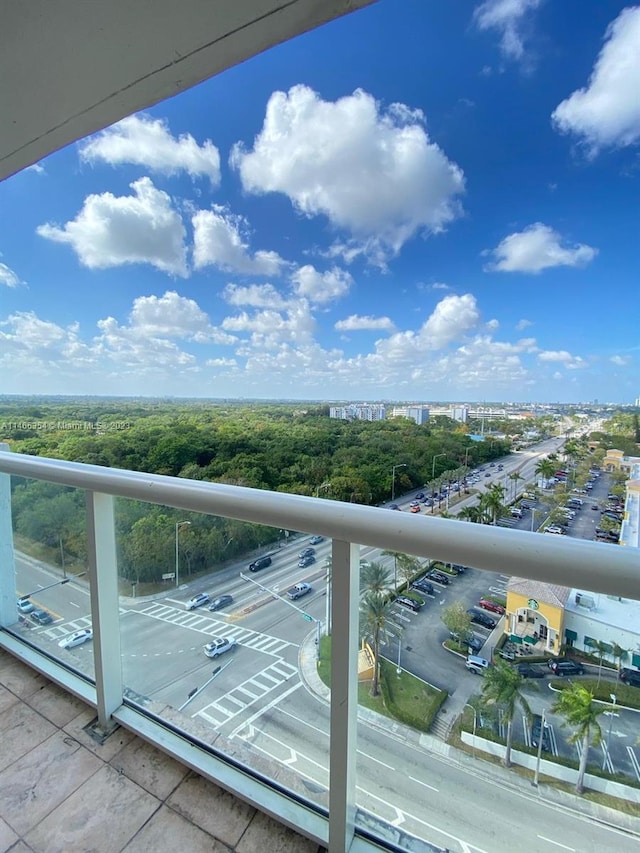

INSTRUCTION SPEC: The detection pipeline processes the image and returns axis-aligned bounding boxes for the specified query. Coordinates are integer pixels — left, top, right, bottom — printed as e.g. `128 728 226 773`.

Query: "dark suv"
396 595 424 612
467 608 497 630
531 714 551 751
619 668 640 688
428 569 450 585
548 659 584 677
412 579 434 596
249 555 272 572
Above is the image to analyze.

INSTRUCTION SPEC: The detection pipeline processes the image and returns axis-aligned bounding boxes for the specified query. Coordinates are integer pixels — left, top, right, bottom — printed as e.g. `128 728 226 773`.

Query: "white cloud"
431 282 450 291
485 222 597 273
223 283 288 309
552 7 640 155
25 163 45 175
421 293 480 349
37 177 188 276
192 206 286 276
538 349 587 369
0 262 23 288
291 265 353 304
128 290 234 343
486 318 499 330
80 114 221 183
516 318 533 330
473 0 542 61
610 354 631 366
222 302 316 351
334 315 395 332
231 85 464 264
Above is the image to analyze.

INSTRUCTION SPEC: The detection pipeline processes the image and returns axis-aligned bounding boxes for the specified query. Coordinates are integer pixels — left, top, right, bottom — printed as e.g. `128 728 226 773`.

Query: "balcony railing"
0 446 638 853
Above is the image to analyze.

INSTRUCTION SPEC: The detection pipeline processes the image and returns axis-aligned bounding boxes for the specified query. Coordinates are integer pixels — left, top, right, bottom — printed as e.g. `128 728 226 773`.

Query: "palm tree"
508 471 523 500
359 592 395 697
592 640 611 686
535 458 556 487
360 561 392 597
480 484 506 525
611 642 629 674
481 660 531 767
381 550 402 591
552 683 605 794
458 505 483 523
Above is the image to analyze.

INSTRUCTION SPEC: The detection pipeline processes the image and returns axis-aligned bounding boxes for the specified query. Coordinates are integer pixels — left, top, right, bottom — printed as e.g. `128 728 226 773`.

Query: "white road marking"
537 835 575 851
409 776 438 792
69 601 80 608
357 751 394 770
229 680 303 737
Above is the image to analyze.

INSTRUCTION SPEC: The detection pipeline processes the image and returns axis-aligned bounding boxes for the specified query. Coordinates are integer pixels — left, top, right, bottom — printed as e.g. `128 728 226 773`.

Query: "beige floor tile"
110 737 189 801
0 662 48 699
236 811 319 853
0 815 18 853
24 681 89 728
24 764 160 853
0 702 57 774
123 804 230 852
168 772 255 848
0 730 102 836
0 684 18 715
62 707 136 761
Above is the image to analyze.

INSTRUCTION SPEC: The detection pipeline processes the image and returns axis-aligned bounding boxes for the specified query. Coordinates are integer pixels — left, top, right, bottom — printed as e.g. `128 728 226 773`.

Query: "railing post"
329 539 359 853
0 443 16 628
86 491 123 730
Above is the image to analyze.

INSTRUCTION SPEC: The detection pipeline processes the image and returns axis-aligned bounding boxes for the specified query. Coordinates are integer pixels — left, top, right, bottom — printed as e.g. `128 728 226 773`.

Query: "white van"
466 655 490 675
510 507 523 519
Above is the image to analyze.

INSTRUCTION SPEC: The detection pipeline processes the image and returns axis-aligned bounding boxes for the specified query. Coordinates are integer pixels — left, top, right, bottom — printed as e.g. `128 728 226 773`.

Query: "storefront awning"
565 629 577 642
509 634 523 645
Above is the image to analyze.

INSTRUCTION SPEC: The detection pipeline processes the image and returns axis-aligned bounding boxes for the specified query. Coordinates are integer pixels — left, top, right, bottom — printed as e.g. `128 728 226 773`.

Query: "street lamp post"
530 508 539 533
391 463 407 502
533 708 547 786
603 693 617 771
315 482 332 498
175 521 191 588
396 629 404 675
432 453 446 481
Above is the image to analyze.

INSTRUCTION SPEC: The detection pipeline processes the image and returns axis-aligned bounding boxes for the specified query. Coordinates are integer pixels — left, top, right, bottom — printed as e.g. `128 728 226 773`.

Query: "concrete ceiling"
1 0 375 182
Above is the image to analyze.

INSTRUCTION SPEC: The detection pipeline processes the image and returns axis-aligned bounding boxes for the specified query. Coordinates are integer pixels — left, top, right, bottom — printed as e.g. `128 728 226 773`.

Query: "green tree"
441 601 473 640
458 505 484 523
479 484 506 525
360 561 392 597
535 458 556 485
611 642 629 673
508 471 523 500
552 683 605 794
481 660 532 767
360 592 395 697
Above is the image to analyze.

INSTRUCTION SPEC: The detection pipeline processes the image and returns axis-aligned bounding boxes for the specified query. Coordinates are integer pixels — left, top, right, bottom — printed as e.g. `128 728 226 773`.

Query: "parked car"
396 595 424 612
410 505 421 513
531 714 551 751
466 655 490 675
249 555 272 572
477 598 505 615
548 659 585 677
619 668 640 687
467 609 497 630
415 492 425 500
58 628 93 649
16 597 34 614
516 663 545 679
298 554 316 568
208 594 233 612
30 609 54 625
412 579 434 595
186 593 210 610
451 632 483 653
427 570 450 585
309 535 324 545
203 637 237 658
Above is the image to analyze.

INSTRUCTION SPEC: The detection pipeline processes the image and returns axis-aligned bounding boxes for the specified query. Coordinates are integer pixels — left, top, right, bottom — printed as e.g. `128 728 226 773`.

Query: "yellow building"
505 578 570 657
603 448 640 473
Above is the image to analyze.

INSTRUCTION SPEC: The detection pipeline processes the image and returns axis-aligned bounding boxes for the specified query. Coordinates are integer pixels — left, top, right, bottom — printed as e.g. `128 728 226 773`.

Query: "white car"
17 598 34 614
203 637 237 658
58 628 93 649
186 593 210 610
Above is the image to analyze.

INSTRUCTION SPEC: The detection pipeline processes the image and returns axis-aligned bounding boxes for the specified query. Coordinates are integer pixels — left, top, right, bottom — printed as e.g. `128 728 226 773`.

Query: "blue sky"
1 0 639 403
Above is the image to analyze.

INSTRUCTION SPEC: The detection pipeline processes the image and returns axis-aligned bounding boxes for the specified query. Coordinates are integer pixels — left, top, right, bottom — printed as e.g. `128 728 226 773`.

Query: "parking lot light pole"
533 708 546 787
396 629 404 675
175 521 191 588
530 508 539 533
432 453 446 481
315 482 332 498
603 693 617 771
391 463 407 502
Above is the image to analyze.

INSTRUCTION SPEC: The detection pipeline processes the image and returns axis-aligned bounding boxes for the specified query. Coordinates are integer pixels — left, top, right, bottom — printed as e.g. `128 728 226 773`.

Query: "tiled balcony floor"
0 648 323 853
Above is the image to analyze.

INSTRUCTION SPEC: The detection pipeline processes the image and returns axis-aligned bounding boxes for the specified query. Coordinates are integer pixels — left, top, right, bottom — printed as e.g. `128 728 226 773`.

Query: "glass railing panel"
114 497 332 813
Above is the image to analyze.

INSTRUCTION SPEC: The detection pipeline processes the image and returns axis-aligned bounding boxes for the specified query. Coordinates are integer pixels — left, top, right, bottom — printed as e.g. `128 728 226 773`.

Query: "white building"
329 404 386 421
391 405 429 425
450 406 468 423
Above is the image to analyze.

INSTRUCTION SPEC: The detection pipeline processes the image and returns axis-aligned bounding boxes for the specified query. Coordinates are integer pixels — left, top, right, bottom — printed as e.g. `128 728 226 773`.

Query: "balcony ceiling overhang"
1 0 375 182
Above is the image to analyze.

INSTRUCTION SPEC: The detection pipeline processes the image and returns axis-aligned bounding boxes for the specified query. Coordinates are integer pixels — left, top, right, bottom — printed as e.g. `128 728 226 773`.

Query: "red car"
478 598 505 615
410 505 421 513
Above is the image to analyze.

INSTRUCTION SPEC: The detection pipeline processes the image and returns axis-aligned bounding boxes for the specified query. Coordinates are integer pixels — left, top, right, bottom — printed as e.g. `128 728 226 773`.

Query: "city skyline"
1 1 639 402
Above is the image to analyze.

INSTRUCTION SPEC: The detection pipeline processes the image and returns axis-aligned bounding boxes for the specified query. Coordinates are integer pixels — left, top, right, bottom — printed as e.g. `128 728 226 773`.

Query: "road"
10 433 640 853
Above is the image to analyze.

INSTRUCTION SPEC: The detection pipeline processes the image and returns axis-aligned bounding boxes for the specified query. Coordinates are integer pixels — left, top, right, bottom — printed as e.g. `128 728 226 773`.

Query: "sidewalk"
298 629 640 837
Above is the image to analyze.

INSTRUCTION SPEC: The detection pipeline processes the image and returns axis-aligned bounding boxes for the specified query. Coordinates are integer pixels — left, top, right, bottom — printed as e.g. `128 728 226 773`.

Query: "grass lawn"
550 678 640 710
318 636 446 731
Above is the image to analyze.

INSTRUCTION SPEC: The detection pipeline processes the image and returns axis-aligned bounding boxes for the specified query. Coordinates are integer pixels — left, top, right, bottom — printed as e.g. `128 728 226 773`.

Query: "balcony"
1 448 639 853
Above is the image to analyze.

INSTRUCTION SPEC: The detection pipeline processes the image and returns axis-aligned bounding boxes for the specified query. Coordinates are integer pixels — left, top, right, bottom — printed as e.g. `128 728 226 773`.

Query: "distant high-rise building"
450 406 469 423
329 404 386 422
635 396 640 407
